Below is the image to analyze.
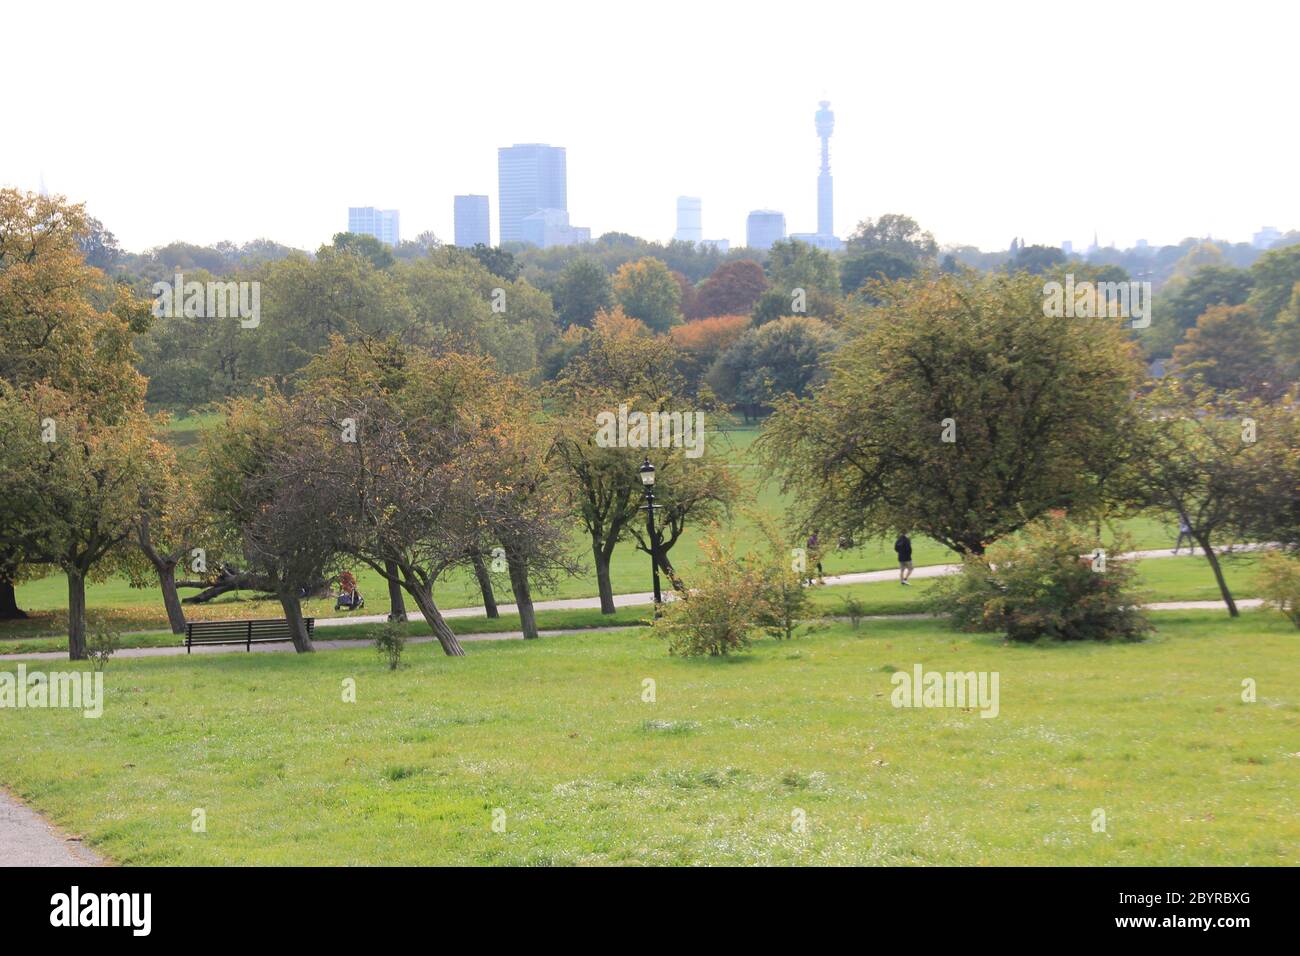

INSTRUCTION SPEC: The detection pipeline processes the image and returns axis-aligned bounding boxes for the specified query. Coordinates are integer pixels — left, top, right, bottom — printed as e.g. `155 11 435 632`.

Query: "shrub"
1258 551 1300 628
750 515 816 641
87 625 121 672
838 594 869 628
374 619 407 670
932 513 1152 642
652 529 758 657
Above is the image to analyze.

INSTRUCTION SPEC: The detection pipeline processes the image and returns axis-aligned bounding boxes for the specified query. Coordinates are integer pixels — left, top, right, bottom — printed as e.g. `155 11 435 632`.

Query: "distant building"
348 207 400 247
453 195 490 248
1061 240 1073 256
520 208 590 248
1253 226 1282 250
700 238 730 254
498 144 569 245
747 210 786 250
1135 238 1149 250
675 196 703 244
790 232 844 251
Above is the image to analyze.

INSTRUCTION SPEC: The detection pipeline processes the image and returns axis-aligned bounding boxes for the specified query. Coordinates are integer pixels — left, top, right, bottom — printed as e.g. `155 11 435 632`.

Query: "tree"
760 273 1145 556
326 232 395 270
841 249 917 297
1114 383 1279 616
1248 243 1300 324
0 384 164 658
1165 265 1253 335
669 314 751 393
553 257 613 328
847 213 938 263
469 244 520 281
1172 304 1281 398
1007 244 1067 275
612 257 682 333
707 316 837 421
766 239 840 297
0 190 150 621
691 260 767 319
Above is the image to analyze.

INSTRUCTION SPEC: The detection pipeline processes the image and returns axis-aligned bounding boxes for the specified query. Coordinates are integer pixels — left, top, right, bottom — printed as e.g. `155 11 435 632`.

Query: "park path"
0 545 1267 663
0 788 104 867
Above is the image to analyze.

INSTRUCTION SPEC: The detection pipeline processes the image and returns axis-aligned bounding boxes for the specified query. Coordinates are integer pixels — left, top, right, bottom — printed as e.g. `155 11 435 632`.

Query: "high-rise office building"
675 197 703 243
520 208 590 248
497 144 568 244
747 210 786 250
454 195 491 247
347 206 400 246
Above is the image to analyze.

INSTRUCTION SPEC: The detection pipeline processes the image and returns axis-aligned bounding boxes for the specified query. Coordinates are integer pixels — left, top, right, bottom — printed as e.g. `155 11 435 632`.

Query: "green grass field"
2 612 1295 865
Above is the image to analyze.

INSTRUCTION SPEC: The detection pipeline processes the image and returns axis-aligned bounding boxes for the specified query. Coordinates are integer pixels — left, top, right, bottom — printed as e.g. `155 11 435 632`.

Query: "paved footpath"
0 789 103 866
0 547 1268 663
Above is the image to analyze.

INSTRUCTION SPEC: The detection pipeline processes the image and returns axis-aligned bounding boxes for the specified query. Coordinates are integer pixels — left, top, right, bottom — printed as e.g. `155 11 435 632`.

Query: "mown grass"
1 612 1295 865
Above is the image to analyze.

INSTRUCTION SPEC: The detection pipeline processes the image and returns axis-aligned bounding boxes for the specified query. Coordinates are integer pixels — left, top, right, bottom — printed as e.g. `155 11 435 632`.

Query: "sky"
5 0 1297 255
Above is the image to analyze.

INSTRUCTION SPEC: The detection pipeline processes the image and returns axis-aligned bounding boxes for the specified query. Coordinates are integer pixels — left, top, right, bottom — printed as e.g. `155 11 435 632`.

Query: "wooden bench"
184 618 315 653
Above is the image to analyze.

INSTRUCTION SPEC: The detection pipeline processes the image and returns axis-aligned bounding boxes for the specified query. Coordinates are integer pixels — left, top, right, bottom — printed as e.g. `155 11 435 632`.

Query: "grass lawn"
1 611 1295 865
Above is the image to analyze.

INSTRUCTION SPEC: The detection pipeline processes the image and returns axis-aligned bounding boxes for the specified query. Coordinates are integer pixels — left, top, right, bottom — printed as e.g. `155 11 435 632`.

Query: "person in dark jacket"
894 533 914 585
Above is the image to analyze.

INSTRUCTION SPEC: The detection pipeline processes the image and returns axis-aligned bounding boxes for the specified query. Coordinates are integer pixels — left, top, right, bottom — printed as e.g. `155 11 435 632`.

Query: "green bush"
932 513 1152 642
374 619 407 670
652 529 758 657
1258 551 1300 628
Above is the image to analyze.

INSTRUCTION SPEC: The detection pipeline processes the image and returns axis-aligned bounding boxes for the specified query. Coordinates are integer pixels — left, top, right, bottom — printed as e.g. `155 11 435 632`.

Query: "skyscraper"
454 195 491 247
347 206 400 247
815 100 834 238
497 144 568 245
675 197 702 243
747 210 786 250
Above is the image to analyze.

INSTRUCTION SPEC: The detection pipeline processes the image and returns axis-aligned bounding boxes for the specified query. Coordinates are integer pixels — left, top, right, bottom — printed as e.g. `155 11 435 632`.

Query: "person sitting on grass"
894 532 914 586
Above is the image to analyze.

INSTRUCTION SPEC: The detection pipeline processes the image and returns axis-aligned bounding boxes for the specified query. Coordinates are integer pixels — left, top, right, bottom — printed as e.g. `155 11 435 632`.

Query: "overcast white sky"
5 0 1297 254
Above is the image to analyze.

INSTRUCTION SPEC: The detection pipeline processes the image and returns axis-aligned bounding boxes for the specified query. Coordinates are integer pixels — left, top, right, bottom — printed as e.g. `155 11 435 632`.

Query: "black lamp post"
639 457 663 613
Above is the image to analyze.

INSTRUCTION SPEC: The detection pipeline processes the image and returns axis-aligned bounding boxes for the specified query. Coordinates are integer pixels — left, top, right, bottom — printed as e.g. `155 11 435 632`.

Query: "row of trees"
761 271 1300 617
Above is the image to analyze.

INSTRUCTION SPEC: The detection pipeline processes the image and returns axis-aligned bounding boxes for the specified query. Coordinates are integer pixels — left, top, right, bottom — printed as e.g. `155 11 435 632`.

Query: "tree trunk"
67 570 88 661
277 591 316 653
157 561 187 635
0 575 26 620
594 539 616 615
384 560 407 622
471 552 499 618
506 552 538 640
1196 535 1239 617
404 584 465 657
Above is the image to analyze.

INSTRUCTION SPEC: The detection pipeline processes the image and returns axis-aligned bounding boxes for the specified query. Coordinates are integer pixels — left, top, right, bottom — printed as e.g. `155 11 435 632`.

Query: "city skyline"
6 1 1298 254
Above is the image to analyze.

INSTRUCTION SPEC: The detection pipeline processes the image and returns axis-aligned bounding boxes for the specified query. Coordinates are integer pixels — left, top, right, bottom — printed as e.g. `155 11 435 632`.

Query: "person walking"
894 533 914 585
1173 513 1195 555
806 533 825 585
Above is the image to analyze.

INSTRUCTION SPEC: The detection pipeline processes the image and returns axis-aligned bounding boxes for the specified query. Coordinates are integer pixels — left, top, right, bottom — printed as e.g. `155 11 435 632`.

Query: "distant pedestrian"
894 533 914 585
806 533 825 585
1173 514 1195 555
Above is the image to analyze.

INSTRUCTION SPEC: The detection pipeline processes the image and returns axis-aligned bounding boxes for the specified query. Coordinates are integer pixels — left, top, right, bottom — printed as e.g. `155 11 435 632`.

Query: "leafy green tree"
841 249 917 296
847 213 938 263
760 273 1145 556
1248 243 1300 324
326 232 395 270
612 257 682 333
1172 304 1281 398
707 316 837 421
553 257 613 328
766 239 840 296
1007 244 1066 275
